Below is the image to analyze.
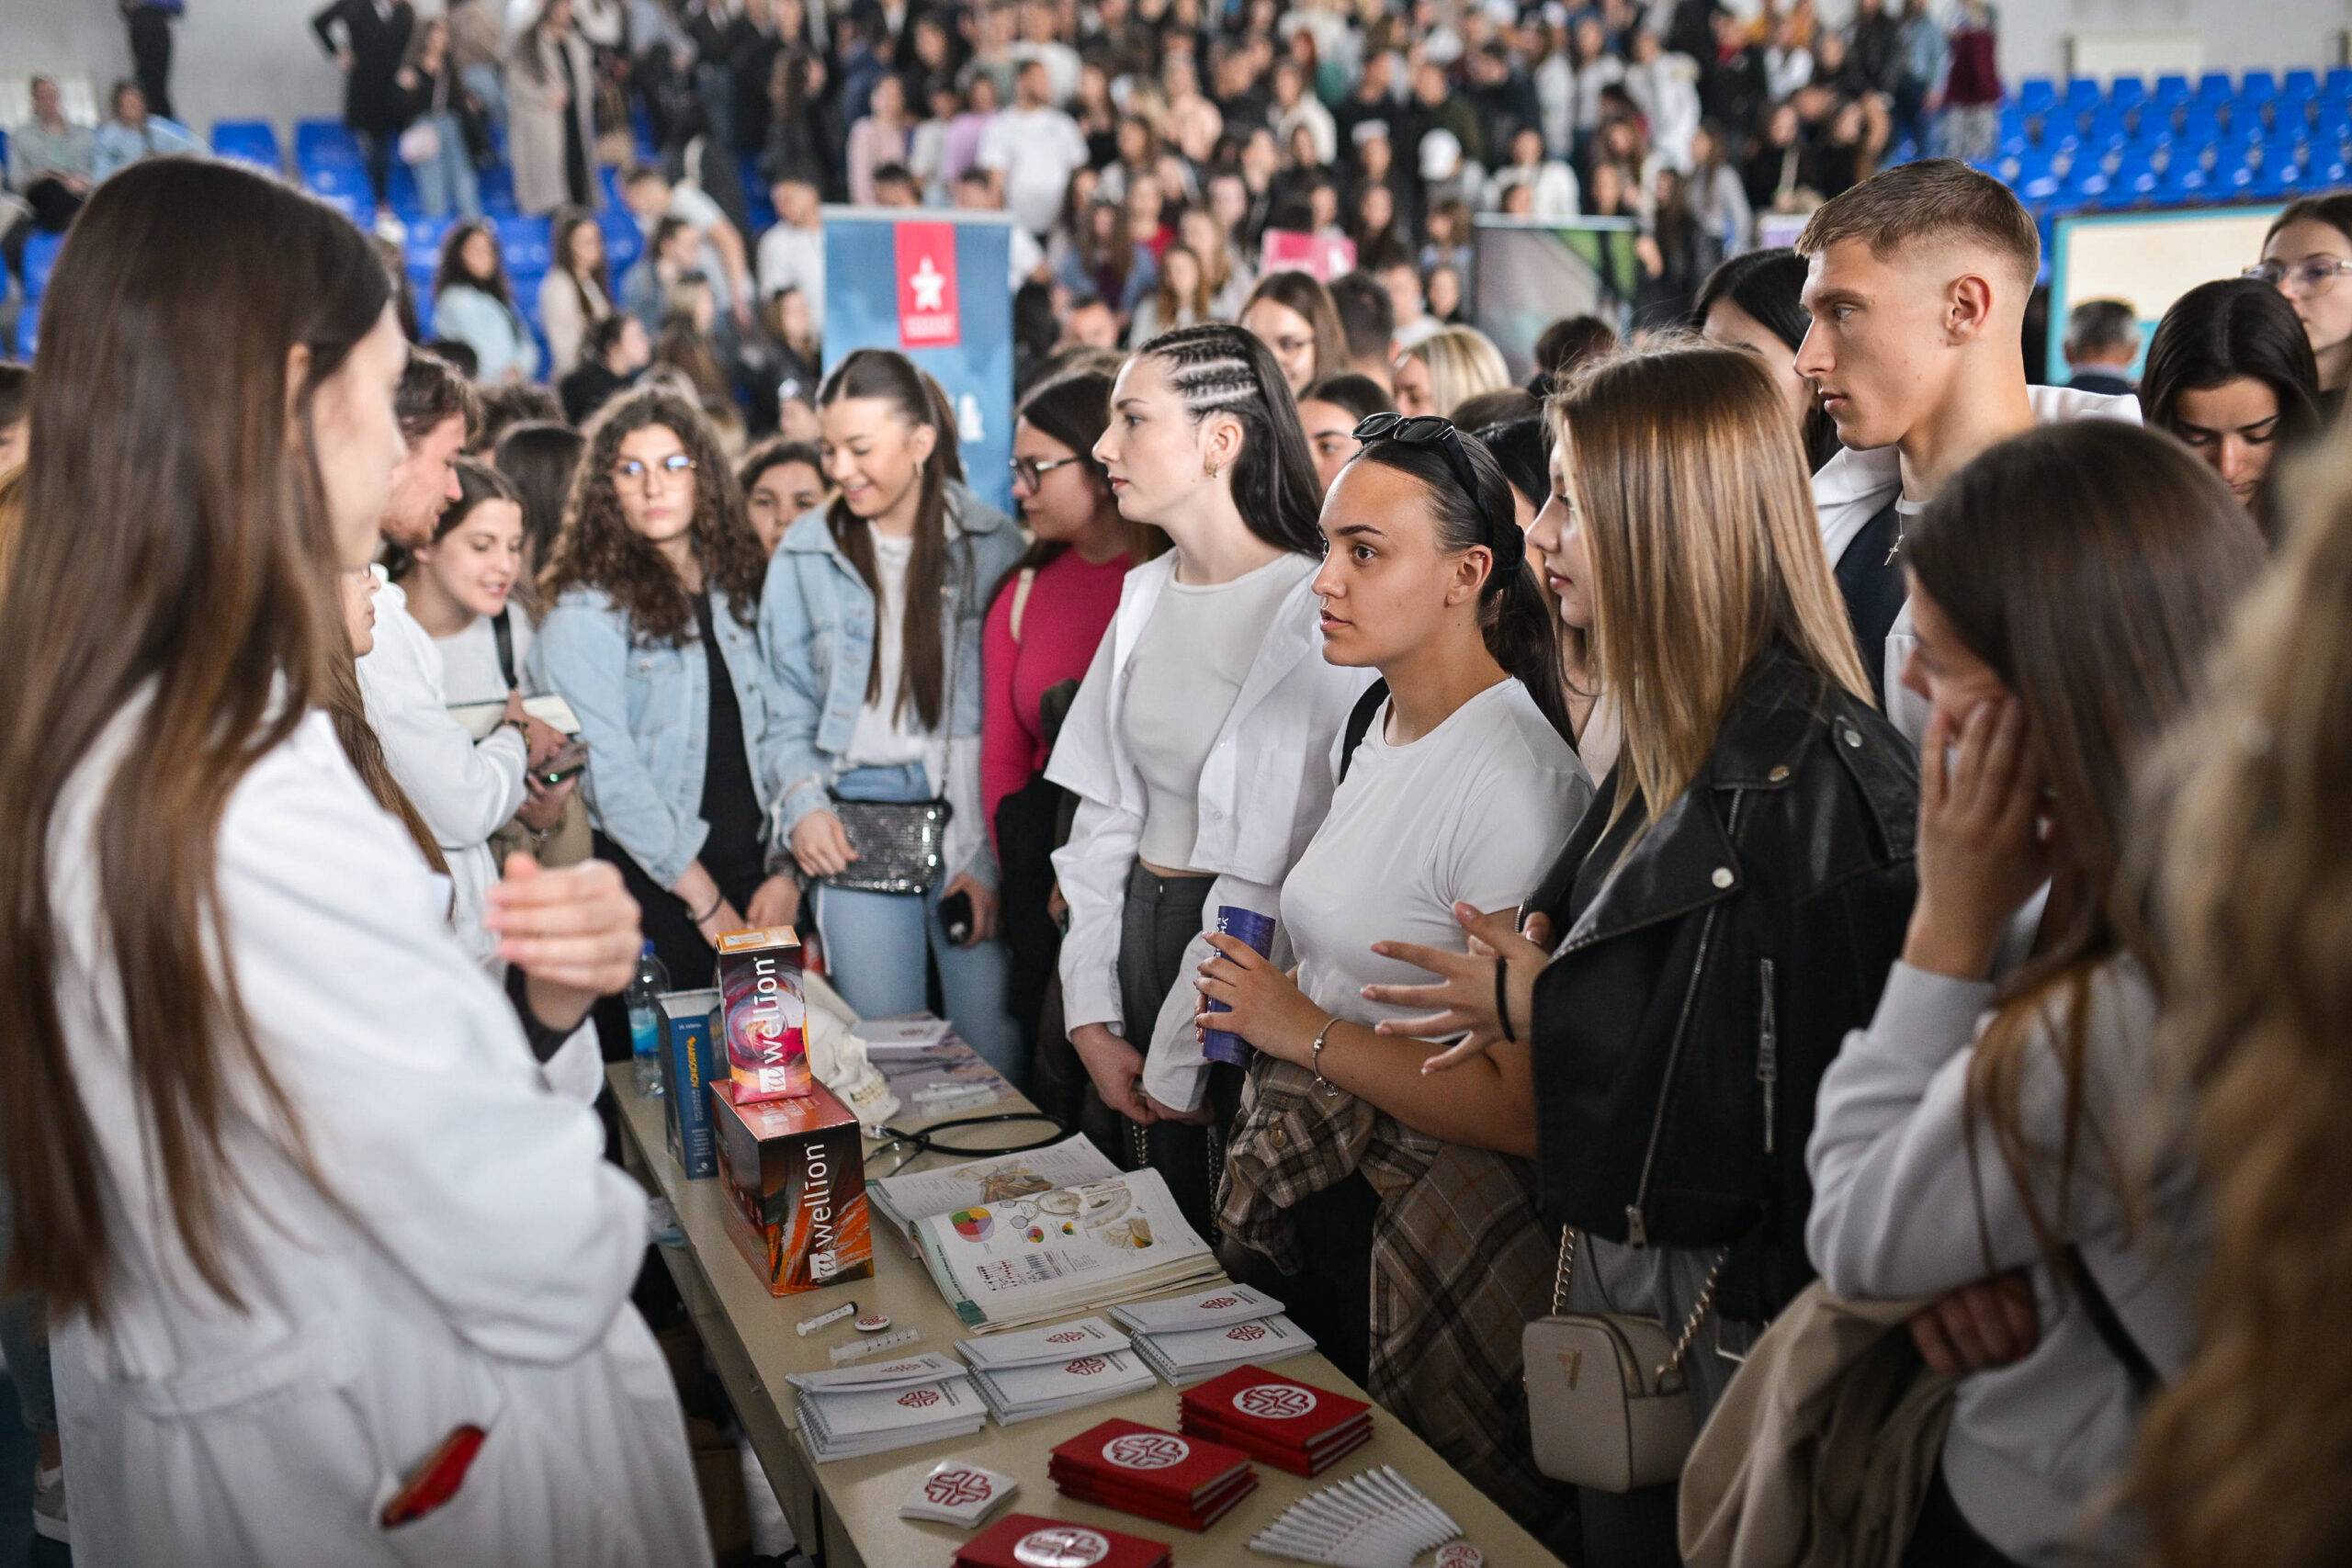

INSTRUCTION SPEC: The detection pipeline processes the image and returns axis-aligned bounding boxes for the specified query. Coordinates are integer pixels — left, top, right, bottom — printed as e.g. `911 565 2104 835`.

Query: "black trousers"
127 6 175 121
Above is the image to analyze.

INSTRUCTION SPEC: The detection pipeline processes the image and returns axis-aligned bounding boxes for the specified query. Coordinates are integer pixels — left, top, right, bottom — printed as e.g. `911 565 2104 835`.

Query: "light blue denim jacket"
531 582 791 887
760 481 1023 886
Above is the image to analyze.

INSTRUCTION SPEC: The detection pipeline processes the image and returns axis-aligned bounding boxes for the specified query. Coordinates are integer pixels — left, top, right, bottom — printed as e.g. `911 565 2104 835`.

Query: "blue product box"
659 987 721 1178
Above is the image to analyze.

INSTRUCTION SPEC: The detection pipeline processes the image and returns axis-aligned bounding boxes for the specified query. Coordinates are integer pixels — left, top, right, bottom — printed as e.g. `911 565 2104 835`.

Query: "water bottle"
627 941 670 1097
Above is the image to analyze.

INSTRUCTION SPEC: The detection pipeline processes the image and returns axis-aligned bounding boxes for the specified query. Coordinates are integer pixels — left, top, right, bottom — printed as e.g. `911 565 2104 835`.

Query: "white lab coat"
1047 551 1375 1112
357 578 528 969
46 705 708 1568
1811 384 2142 744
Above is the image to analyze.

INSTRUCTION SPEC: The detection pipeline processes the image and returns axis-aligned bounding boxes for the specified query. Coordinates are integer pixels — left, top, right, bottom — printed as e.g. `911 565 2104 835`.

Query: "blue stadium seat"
2286 69 2320 98
2195 72 2234 106
14 302 35 359
478 164 516 215
495 213 552 274
21 231 64 301
2108 76 2147 113
2328 67 2352 101
210 118 282 171
599 209 643 274
404 215 455 274
301 163 371 205
2016 76 2057 115
2153 73 2192 108
295 118 362 168
2240 71 2280 103
2253 156 2308 197
2064 77 2102 117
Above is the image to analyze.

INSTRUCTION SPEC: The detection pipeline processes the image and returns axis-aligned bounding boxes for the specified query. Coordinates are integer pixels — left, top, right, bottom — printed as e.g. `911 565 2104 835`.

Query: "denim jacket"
759 481 1023 886
530 582 791 887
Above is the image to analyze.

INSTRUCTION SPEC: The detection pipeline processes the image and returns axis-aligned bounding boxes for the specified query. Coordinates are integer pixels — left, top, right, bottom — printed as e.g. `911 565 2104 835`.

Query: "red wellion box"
710 1080 872 1295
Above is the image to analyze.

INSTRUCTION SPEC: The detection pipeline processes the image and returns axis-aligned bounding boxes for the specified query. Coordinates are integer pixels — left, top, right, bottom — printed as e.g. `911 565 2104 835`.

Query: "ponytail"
1351 429 1575 743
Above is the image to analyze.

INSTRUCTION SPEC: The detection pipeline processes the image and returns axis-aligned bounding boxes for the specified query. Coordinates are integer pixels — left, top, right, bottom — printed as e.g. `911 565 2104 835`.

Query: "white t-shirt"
1123 553 1316 871
757 220 825 317
977 106 1091 234
435 609 537 707
843 533 932 769
1281 679 1590 1033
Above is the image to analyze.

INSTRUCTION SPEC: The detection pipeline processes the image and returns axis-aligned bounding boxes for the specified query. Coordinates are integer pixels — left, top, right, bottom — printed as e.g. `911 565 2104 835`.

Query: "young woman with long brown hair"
0 158 701 1562
760 348 1028 1078
1364 344 1917 1566
535 387 797 1030
1807 421 2265 1567
2129 446 2352 1568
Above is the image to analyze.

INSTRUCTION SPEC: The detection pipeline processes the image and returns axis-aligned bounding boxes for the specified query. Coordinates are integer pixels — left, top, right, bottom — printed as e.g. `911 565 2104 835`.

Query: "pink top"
981 547 1132 852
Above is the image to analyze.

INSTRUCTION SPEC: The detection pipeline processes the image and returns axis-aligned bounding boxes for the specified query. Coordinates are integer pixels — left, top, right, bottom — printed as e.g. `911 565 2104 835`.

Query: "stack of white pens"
1245 1465 1466 1568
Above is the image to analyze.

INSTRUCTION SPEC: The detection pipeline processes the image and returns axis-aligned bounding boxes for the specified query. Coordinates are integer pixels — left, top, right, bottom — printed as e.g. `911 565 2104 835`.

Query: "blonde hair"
1550 343 1869 832
1402 325 1511 418
2129 443 2352 1568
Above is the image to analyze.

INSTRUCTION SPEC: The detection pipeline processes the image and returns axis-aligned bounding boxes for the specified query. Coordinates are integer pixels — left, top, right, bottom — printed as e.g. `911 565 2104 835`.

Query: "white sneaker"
31 1462 66 1543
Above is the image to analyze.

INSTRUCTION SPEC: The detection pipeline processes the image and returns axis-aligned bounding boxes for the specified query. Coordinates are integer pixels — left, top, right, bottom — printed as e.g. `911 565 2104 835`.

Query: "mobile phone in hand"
537 739 588 786
938 889 974 945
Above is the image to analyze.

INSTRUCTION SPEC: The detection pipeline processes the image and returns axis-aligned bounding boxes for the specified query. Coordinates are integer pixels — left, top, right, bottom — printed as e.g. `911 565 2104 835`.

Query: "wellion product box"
716 927 812 1102
657 988 720 1179
711 1080 873 1296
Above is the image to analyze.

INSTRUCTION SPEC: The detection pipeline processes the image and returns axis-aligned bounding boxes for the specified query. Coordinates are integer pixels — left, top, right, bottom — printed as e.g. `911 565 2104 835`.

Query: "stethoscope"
867 1111 1072 1177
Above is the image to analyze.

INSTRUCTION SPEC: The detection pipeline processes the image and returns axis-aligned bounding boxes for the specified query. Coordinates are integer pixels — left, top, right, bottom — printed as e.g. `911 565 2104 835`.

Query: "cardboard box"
716 928 812 1102
711 1080 873 1295
657 988 720 1179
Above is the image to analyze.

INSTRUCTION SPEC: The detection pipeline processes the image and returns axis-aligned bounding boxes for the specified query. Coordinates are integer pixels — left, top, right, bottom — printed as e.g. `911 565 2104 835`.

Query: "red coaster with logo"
953 1512 1170 1568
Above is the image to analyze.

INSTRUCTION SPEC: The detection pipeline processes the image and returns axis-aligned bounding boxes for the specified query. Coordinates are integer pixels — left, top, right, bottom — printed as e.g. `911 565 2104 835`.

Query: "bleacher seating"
210 119 281 173
21 231 63 303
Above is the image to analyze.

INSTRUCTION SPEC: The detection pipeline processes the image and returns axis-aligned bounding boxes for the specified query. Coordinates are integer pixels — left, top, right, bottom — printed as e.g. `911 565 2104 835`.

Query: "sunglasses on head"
1350 412 1512 555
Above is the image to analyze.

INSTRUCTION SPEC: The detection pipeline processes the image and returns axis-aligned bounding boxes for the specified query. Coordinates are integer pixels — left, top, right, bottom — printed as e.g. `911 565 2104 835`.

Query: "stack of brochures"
788 1351 987 1461
1114 1286 1320 1388
871 1137 1227 1332
957 1316 1155 1423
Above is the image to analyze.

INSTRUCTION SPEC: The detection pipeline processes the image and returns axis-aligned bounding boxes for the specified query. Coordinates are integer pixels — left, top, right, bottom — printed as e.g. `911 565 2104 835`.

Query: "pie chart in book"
953 1207 995 1241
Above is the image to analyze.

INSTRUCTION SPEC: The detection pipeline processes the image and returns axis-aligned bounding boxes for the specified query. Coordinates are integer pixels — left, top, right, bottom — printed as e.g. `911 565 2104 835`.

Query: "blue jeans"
815 765 1024 1088
461 62 506 137
409 111 482 220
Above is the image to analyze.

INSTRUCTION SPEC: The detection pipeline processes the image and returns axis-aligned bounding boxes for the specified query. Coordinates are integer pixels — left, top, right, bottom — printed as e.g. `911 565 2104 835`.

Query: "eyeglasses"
612 452 697 488
1010 454 1083 490
2243 257 2352 297
1350 412 1510 549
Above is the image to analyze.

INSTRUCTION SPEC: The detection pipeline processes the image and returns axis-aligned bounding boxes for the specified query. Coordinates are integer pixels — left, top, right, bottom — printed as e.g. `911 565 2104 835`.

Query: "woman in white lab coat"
0 159 707 1567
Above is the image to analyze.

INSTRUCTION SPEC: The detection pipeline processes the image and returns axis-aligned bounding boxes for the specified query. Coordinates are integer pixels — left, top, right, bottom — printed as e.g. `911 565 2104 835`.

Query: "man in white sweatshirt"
357 352 564 966
1793 161 2139 741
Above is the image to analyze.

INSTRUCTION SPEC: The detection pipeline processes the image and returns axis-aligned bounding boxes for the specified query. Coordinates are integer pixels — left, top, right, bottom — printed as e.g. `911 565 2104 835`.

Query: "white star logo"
910 254 947 312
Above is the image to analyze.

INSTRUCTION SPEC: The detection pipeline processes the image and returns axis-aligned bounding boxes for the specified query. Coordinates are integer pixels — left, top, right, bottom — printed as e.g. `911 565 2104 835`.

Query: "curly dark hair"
537 386 766 644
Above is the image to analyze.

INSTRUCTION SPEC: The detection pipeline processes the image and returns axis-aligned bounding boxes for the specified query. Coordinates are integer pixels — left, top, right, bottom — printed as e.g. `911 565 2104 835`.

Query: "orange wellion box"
710 1080 872 1296
716 927 812 1101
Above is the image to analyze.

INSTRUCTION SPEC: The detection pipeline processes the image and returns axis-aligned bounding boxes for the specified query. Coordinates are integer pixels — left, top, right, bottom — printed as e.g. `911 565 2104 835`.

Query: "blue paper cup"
1202 906 1276 1066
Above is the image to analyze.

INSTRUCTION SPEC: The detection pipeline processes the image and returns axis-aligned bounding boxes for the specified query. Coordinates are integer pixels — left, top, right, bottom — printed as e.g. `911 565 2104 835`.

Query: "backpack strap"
1336 679 1390 785
2065 1245 2162 1400
491 606 519 692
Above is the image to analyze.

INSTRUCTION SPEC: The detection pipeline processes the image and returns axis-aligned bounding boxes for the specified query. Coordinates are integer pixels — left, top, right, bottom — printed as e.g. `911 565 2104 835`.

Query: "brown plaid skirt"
1224 1058 1578 1554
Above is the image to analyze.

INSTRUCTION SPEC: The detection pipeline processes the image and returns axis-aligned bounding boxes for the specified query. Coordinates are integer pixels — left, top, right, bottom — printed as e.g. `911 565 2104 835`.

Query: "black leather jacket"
1525 646 1918 1322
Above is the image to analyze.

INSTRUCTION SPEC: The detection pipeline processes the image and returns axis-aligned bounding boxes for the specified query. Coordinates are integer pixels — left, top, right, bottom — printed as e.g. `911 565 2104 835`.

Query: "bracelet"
1495 957 1518 1043
1307 1016 1340 1087
687 892 722 925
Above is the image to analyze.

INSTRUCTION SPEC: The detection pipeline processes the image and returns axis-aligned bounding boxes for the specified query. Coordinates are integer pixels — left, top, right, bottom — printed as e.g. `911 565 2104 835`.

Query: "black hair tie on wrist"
1495 956 1517 1043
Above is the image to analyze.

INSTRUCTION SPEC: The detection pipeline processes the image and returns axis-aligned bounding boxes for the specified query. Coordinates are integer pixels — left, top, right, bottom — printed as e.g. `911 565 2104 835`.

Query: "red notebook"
1052 1467 1260 1531
1178 1411 1373 1476
1049 1419 1253 1504
1180 1366 1372 1452
955 1513 1170 1568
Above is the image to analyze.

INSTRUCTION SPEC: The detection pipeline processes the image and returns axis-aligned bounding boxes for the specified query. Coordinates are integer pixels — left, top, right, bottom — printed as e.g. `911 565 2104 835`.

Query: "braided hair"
1133 322 1326 557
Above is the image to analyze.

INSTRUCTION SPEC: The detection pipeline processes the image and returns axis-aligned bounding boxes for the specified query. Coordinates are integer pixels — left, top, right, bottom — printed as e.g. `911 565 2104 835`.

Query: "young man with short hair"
618 160 753 333
1326 270 1398 386
757 171 825 320
1794 159 2137 737
977 60 1089 237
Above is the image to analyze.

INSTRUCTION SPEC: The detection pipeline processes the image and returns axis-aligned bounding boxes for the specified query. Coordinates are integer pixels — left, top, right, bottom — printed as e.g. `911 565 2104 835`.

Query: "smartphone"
537 739 588 786
938 889 975 945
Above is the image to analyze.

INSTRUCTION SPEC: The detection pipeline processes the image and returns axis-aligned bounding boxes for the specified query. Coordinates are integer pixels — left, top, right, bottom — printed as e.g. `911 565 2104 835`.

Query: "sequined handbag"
821 793 953 896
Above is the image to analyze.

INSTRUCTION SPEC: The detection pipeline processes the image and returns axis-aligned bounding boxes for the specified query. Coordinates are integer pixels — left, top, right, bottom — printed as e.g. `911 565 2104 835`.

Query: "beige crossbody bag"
1524 1227 1726 1493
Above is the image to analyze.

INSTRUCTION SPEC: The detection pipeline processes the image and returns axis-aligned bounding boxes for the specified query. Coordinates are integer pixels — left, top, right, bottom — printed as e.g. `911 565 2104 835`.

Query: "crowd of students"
7 99 2352 1568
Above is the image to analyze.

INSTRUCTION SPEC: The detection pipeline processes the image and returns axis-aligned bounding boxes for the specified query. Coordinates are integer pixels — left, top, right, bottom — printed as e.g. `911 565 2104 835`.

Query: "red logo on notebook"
1226 1324 1267 1341
895 222 961 347
898 1388 943 1408
1236 1383 1317 1419
1066 1357 1108 1376
1047 1330 1088 1344
1102 1433 1190 1470
1012 1527 1111 1567
926 1469 994 1506
1199 1296 1239 1310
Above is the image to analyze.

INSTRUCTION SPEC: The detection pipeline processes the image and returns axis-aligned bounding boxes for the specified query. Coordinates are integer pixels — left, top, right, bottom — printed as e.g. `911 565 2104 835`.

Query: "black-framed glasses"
1351 412 1508 547
612 452 696 487
1010 454 1082 490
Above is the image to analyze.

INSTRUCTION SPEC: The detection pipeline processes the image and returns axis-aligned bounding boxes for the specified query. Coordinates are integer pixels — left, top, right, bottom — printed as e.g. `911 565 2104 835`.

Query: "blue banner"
821 209 1017 516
